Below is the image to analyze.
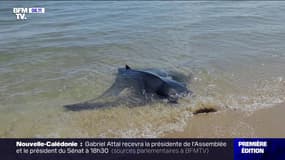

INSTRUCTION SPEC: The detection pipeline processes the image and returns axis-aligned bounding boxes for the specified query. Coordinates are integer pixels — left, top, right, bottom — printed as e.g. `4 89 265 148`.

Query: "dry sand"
164 103 285 138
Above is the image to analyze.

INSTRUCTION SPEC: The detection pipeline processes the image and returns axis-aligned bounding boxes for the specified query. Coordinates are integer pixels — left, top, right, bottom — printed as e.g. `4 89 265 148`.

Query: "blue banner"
234 138 285 160
1 138 285 160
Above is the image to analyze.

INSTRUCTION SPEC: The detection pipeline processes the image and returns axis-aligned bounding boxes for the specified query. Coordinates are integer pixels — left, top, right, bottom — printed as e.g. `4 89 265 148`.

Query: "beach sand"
164 103 285 138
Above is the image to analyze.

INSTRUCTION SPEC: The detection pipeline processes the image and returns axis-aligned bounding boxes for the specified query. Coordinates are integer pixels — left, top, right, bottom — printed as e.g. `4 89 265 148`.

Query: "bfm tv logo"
13 8 45 20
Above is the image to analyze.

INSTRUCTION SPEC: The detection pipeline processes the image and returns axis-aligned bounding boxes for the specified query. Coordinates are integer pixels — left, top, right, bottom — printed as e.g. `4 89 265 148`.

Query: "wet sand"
164 103 285 138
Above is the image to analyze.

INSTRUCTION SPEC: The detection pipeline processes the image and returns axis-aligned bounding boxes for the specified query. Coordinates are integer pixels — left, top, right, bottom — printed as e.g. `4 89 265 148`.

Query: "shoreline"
164 103 285 138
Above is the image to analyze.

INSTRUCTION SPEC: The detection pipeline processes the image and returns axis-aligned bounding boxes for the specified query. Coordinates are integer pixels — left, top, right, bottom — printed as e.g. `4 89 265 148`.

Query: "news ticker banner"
0 138 284 160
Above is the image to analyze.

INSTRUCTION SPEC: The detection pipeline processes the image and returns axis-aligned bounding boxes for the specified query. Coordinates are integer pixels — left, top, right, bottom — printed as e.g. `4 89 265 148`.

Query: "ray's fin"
125 64 131 70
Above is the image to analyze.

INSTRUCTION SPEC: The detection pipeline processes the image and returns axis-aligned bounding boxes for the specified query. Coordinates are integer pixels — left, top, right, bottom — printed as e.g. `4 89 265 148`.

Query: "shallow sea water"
0 1 285 137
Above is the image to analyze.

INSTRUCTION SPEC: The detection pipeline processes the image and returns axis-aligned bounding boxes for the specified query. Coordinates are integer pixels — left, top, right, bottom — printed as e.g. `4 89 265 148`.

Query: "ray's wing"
97 74 131 98
64 72 148 111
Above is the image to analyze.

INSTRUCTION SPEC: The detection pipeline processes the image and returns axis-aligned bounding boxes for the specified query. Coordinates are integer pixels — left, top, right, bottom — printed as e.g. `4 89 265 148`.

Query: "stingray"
64 65 192 111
